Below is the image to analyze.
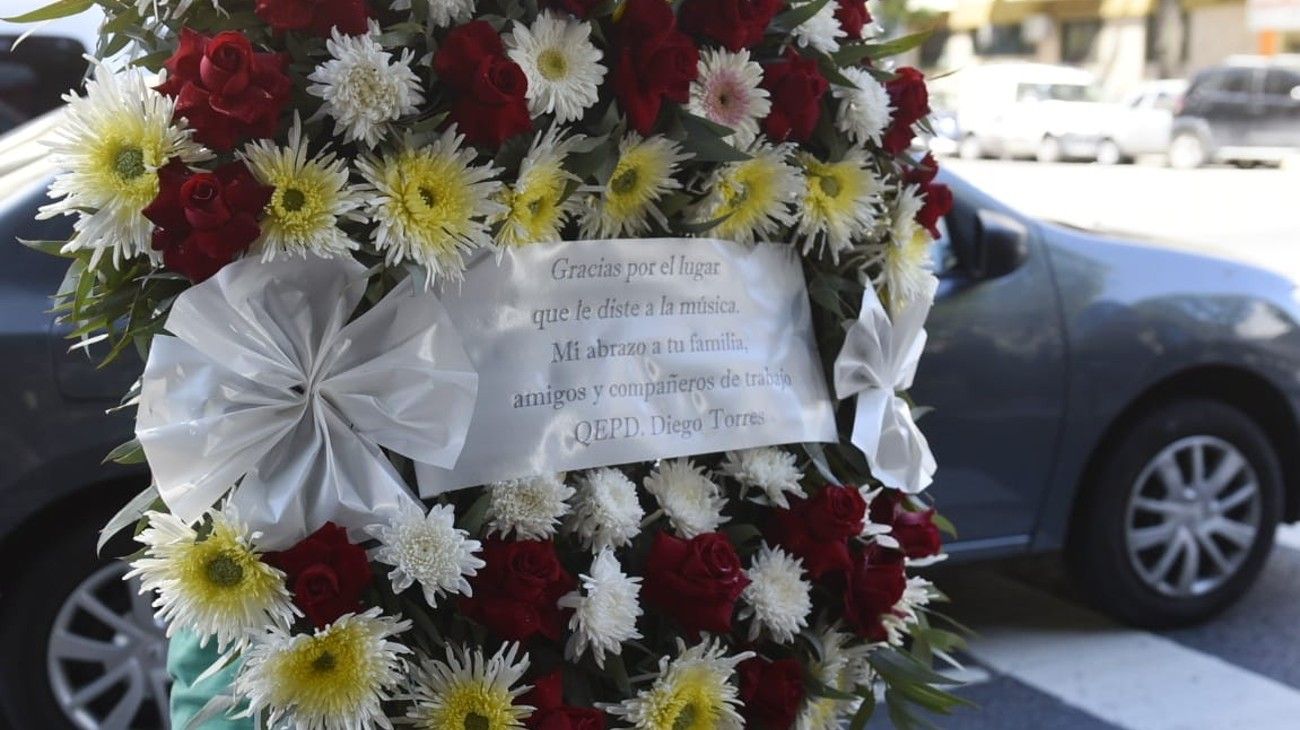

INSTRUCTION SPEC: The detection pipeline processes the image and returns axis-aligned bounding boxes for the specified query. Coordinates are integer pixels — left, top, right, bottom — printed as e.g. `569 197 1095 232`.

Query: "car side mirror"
961 210 1030 279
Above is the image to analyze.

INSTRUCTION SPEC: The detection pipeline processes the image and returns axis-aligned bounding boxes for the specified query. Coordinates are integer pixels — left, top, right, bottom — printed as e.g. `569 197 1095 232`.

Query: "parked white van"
946 62 1111 162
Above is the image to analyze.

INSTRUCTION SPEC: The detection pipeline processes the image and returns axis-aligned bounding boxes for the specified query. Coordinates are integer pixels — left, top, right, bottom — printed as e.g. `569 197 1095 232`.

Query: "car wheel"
1168 132 1207 169
0 508 170 729
958 134 983 160
1067 399 1282 627
1095 139 1125 166
1036 136 1062 164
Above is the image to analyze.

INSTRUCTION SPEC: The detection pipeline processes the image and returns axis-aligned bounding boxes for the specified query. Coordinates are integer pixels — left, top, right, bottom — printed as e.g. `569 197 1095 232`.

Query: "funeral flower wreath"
12 0 966 725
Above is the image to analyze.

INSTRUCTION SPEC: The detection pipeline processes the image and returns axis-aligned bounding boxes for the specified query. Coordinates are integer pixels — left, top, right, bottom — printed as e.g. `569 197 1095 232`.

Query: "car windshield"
1017 82 1098 102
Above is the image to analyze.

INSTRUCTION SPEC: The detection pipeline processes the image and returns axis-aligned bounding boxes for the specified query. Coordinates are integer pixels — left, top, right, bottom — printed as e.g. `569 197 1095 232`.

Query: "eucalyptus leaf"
98 483 159 554
1 0 91 23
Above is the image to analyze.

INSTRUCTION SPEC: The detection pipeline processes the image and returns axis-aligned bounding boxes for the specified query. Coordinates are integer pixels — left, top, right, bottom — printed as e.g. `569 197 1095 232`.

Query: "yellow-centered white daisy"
358 128 504 286
871 183 937 310
688 48 770 147
125 506 295 652
406 643 533 730
693 142 802 245
605 638 754 730
507 12 606 123
240 118 365 260
491 128 584 247
41 61 210 268
307 25 424 149
796 626 874 730
235 608 411 730
581 133 690 239
794 150 883 261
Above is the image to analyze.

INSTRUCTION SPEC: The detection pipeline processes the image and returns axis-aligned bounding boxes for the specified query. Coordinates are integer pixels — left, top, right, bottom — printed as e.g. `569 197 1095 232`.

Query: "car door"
1257 68 1300 150
1128 91 1175 155
909 179 1069 550
1188 67 1260 148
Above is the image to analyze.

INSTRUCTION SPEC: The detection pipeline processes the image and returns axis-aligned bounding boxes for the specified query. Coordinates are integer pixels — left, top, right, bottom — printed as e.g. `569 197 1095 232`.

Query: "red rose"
738 657 805 730
433 21 532 147
521 671 607 730
143 160 271 282
643 531 750 636
902 154 953 238
882 66 930 154
542 0 604 19
156 29 290 151
843 546 907 641
266 522 373 628
769 485 865 579
760 49 828 143
461 538 575 642
611 0 699 135
835 0 873 40
679 0 782 51
254 0 370 37
869 491 943 560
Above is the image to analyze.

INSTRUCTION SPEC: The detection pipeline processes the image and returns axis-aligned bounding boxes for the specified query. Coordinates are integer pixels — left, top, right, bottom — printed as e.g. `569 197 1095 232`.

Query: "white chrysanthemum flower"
393 0 476 29
643 459 728 538
605 638 754 730
879 577 935 646
486 473 574 540
235 608 411 730
739 544 812 644
367 501 484 608
832 66 894 146
797 627 875 730
490 127 584 247
358 128 504 286
720 447 804 508
693 141 802 245
795 150 883 261
581 134 690 239
125 507 295 652
567 467 645 552
41 61 210 268
307 25 423 149
792 0 846 54
688 48 770 147
406 643 533 730
506 13 605 123
872 184 937 310
558 548 643 668
240 118 365 260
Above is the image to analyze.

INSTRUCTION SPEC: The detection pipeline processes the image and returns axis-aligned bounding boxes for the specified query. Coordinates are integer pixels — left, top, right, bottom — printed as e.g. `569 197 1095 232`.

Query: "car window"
1263 69 1300 99
0 35 88 130
1150 91 1181 111
1219 68 1257 94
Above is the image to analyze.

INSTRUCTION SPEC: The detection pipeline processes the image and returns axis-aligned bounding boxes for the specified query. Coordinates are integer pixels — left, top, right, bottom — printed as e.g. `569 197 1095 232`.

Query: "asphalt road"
880 159 1300 730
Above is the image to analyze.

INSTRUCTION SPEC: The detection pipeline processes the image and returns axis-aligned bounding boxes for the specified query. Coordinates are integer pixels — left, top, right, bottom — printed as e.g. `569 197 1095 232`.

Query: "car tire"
1095 139 1125 166
0 502 170 730
958 134 983 160
1168 132 1207 169
1067 399 1282 628
1036 136 1062 164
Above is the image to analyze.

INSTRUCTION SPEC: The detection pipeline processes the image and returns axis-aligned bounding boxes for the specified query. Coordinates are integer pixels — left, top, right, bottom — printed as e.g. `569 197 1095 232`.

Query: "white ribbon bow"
135 255 478 549
833 277 938 493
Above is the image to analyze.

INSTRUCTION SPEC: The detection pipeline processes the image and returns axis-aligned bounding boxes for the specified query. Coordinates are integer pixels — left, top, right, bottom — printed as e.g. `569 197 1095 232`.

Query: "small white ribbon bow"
135 255 479 549
832 277 938 494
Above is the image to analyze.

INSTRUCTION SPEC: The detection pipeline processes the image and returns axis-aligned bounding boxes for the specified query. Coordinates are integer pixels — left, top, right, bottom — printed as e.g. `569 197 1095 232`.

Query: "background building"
910 0 1300 95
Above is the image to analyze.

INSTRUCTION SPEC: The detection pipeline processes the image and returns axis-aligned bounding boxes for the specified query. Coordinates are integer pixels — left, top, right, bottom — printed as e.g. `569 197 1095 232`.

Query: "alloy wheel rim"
1124 435 1262 598
46 562 171 730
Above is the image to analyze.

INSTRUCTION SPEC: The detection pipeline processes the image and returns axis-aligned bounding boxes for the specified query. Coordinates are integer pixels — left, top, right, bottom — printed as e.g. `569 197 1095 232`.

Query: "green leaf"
772 0 833 33
1 0 92 23
677 113 749 163
458 492 492 535
18 239 75 258
103 438 146 465
98 484 159 555
848 685 878 730
832 30 934 65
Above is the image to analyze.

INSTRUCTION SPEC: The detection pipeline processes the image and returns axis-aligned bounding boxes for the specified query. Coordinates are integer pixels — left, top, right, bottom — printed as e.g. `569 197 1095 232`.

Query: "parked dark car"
4 126 1300 730
1170 57 1300 168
